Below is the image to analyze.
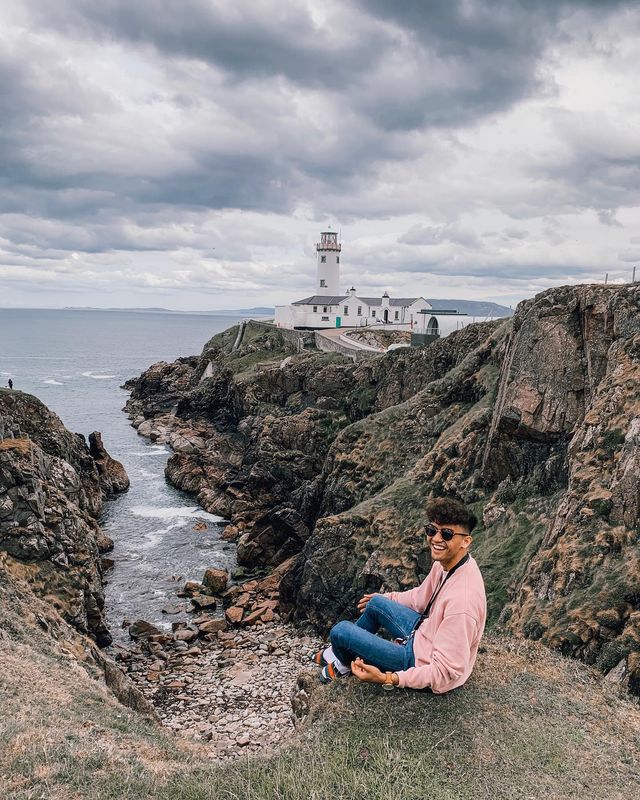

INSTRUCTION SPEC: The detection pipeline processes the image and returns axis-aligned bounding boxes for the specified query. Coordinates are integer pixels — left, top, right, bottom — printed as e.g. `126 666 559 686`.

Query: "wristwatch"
383 672 396 691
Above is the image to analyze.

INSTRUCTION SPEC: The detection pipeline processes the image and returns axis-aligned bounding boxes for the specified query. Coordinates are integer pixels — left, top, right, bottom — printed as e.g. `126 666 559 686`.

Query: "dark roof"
292 295 348 305
292 294 429 308
358 297 426 307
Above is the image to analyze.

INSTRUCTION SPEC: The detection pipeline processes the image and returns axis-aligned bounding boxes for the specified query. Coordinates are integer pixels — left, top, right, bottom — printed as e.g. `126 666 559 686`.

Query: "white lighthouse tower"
316 229 341 295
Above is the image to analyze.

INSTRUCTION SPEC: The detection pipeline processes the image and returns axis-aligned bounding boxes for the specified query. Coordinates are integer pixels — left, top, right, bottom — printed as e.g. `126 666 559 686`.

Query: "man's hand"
351 658 385 684
357 592 380 613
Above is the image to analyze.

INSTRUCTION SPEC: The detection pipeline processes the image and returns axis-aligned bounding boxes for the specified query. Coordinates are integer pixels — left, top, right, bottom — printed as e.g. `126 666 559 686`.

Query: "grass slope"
2 630 639 800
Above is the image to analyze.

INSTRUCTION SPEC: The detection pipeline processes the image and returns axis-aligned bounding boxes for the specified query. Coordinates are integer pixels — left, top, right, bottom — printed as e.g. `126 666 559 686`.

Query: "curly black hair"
425 497 478 533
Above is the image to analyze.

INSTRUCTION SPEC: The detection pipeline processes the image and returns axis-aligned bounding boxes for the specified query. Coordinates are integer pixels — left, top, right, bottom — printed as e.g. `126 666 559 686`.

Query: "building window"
372 310 376 317
320 255 326 263
343 306 348 315
321 316 329 321
313 306 317 313
357 306 362 316
323 306 328 313
320 279 326 287
336 256 340 264
394 310 399 320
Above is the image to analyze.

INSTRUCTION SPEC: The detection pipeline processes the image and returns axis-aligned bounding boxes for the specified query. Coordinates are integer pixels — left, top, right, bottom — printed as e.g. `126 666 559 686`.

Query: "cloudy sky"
1 0 639 311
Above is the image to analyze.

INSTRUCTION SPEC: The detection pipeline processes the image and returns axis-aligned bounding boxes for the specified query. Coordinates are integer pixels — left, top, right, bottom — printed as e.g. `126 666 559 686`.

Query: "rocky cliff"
124 285 640 695
0 389 128 646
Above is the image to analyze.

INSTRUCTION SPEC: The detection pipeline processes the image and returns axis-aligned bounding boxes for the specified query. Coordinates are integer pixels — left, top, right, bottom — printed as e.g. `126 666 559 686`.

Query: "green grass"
471 495 557 625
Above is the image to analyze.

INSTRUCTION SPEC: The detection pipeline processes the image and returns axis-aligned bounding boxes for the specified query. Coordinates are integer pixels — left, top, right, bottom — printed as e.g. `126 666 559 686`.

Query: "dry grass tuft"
0 437 32 454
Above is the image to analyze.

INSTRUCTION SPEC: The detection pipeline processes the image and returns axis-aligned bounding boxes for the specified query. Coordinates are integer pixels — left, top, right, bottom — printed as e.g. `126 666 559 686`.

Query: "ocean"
0 308 243 638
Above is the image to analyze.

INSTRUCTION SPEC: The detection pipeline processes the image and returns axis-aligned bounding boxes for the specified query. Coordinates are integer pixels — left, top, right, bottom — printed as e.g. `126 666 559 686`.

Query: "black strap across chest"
413 553 470 633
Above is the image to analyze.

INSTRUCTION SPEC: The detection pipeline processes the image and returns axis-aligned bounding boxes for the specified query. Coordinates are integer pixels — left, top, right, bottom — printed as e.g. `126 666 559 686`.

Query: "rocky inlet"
113 562 321 758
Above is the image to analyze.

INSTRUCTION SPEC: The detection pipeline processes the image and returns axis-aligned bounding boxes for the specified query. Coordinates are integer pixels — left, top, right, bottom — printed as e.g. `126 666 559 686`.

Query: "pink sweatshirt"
388 555 486 693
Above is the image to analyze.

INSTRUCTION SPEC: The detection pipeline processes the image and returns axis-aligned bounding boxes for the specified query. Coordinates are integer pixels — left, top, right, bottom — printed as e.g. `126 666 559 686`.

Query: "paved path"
315 327 383 354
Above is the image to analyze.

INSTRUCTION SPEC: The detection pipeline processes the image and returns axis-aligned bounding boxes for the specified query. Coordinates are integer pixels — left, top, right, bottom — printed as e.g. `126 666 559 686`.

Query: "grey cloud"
27 1 389 90
503 229 529 240
534 152 640 217
382 258 596 281
352 1 631 131
598 209 622 227
398 223 481 247
26 0 619 136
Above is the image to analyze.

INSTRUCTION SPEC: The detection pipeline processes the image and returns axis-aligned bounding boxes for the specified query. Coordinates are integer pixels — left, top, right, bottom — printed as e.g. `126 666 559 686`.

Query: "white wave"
82 371 116 379
129 504 224 523
132 449 169 456
44 378 63 385
139 521 187 549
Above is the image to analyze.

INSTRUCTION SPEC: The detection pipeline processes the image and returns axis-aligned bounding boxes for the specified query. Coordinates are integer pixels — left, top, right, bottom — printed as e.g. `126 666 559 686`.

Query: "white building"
275 230 432 330
412 309 499 338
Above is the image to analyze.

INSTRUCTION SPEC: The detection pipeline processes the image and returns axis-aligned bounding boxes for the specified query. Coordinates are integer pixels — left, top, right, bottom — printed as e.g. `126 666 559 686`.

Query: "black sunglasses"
425 523 468 542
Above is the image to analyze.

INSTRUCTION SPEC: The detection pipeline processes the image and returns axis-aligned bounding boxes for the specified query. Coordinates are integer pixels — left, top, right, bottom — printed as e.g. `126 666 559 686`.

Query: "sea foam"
129 505 224 523
82 371 116 379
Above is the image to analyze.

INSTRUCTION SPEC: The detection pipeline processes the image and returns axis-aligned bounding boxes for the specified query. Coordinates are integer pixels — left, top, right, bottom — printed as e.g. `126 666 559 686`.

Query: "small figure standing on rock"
314 497 486 693
7 379 13 389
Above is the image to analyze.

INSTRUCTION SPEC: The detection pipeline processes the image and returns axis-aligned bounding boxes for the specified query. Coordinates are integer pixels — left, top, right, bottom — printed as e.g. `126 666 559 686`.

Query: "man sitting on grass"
314 497 486 693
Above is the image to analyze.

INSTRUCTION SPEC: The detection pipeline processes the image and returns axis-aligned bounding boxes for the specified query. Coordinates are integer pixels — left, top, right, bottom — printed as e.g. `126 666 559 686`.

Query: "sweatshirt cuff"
396 667 431 690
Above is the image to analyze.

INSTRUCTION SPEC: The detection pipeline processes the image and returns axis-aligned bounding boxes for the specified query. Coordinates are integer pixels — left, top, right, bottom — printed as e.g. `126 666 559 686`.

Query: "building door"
335 316 341 328
384 309 389 323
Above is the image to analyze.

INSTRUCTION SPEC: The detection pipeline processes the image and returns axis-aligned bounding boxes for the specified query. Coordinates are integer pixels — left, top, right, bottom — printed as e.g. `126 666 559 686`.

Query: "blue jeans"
329 595 418 672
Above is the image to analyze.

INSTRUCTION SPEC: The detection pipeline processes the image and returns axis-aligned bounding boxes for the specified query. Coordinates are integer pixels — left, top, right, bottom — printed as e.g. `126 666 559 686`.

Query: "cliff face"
125 285 640 695
0 390 128 646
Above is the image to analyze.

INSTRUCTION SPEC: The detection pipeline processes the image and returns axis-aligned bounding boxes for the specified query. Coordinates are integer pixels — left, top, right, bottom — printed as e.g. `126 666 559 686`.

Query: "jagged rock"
0 391 113 645
0 566 158 721
88 431 130 495
482 501 507 528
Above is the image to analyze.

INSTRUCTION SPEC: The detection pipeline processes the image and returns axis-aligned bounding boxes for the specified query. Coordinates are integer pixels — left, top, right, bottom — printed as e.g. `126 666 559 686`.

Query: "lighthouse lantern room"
316 229 341 295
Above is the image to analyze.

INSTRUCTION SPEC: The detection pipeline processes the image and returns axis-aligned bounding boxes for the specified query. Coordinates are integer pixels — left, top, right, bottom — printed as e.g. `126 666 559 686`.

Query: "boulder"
174 628 199 642
202 567 229 595
221 524 240 541
182 580 203 595
96 529 114 553
225 606 244 624
128 620 163 640
196 618 228 635
190 594 217 610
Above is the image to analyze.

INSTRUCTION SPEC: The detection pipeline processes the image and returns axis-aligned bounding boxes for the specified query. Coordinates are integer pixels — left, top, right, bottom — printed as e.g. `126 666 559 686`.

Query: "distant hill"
214 307 274 316
62 306 275 316
426 299 513 317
